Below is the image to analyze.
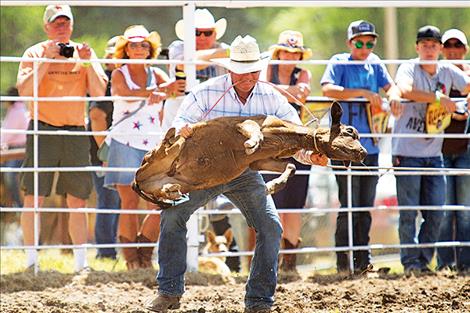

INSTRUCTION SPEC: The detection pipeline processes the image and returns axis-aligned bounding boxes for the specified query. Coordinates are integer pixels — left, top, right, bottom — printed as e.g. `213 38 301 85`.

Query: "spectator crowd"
1 5 469 313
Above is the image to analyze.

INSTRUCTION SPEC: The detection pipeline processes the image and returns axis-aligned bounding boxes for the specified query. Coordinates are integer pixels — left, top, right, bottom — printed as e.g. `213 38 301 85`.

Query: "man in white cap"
16 5 108 272
437 28 470 272
147 35 327 313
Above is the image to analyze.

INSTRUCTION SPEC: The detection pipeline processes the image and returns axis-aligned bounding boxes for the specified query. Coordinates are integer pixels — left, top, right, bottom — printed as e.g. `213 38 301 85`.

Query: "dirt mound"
1 270 469 312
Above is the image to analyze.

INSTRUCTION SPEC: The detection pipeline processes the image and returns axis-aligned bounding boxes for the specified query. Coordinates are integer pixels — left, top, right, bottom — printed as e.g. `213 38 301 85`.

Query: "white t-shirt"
393 61 470 157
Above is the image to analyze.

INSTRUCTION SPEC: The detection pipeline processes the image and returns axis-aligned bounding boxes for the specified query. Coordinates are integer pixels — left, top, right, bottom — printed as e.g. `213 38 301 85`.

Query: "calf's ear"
330 101 343 128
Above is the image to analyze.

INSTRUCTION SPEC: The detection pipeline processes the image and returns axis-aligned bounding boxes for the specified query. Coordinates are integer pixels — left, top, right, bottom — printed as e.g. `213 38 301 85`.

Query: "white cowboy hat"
175 9 227 40
211 35 270 74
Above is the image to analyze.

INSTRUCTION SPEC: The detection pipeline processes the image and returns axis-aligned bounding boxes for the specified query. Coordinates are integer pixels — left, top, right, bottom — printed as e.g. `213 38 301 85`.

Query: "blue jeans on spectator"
437 149 470 271
395 156 445 271
332 154 378 272
157 169 282 310
92 172 120 259
2 159 23 207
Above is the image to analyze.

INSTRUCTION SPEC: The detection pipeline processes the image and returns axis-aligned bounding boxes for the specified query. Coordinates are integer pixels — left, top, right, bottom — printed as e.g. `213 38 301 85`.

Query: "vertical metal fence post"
347 166 354 274
33 61 39 275
182 2 199 272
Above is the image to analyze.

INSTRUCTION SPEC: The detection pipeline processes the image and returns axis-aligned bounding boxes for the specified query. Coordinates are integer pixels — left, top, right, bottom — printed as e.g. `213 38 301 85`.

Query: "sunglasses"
195 30 214 37
128 42 151 49
443 41 465 49
353 40 375 49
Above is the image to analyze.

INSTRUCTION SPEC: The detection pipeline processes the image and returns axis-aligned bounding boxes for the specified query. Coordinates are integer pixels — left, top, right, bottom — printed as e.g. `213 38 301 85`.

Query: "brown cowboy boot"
119 236 140 270
280 238 301 273
146 294 181 312
137 233 155 268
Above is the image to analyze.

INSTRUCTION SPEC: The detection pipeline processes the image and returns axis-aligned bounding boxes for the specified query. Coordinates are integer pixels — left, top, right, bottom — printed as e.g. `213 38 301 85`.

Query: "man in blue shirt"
320 20 402 274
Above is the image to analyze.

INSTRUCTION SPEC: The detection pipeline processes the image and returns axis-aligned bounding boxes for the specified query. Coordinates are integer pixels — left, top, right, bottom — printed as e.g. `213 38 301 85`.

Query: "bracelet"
226 48 230 57
81 62 91 68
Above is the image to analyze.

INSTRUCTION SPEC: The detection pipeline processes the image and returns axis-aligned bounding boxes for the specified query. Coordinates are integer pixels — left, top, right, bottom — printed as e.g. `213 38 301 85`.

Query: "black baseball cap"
416 25 442 44
347 20 378 40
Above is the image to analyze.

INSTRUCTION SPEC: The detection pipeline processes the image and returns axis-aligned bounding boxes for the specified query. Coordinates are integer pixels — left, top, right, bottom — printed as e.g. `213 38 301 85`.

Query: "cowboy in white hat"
162 9 230 132
146 35 327 313
168 9 229 81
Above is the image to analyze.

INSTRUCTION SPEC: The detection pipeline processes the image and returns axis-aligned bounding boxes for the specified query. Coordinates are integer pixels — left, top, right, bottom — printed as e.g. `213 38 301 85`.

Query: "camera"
57 43 75 58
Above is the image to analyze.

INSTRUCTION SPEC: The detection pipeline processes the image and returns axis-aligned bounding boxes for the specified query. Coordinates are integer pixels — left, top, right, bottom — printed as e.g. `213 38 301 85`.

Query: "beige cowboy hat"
269 30 312 60
175 9 227 40
211 35 270 74
114 25 162 60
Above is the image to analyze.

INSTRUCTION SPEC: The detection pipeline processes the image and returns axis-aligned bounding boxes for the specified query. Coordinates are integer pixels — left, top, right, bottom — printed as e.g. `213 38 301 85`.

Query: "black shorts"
21 121 92 199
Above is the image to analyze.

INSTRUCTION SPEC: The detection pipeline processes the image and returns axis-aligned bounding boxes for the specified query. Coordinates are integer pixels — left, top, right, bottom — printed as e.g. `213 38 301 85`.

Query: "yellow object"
426 101 451 134
366 103 390 145
81 62 91 68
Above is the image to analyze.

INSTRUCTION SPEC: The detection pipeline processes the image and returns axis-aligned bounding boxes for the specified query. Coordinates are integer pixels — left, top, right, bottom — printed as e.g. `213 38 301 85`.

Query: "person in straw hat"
257 30 314 275
16 4 108 273
146 35 327 313
104 25 185 270
87 35 121 261
268 30 313 107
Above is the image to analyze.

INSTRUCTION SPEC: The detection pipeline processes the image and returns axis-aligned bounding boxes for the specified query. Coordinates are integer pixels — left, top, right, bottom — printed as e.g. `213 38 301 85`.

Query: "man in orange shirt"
16 5 108 272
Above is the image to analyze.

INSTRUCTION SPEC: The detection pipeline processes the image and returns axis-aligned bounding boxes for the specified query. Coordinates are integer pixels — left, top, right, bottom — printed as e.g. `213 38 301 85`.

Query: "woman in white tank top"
105 25 185 270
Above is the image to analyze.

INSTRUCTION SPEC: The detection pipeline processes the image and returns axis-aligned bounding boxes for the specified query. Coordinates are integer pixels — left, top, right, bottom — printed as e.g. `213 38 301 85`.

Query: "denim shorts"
104 139 148 188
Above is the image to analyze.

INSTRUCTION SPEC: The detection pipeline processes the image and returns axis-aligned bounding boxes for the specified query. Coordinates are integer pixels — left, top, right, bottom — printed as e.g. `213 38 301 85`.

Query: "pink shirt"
1 101 30 148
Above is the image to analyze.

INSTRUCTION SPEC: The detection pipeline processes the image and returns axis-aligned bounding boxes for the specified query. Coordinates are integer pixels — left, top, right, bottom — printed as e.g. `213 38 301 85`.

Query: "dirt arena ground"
1 269 469 313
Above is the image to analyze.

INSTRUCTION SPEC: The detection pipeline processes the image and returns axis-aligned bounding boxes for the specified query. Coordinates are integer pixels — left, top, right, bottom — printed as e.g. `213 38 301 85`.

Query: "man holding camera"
16 5 108 272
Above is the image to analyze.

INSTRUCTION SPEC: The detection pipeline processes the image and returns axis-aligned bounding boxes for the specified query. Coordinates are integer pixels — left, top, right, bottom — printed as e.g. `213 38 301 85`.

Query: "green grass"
1 249 409 276
0 249 129 274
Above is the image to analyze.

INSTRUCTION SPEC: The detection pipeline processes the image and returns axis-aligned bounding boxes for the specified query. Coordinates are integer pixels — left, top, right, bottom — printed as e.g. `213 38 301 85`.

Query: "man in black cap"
393 25 470 274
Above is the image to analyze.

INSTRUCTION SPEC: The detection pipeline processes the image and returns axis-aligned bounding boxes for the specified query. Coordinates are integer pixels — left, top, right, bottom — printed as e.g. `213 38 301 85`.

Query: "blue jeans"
92 172 120 259
332 154 378 272
437 149 470 271
157 169 282 310
395 156 445 270
1 159 23 207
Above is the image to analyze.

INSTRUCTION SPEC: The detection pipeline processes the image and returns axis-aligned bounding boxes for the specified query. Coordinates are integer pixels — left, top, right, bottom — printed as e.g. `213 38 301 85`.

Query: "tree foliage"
1 5 469 94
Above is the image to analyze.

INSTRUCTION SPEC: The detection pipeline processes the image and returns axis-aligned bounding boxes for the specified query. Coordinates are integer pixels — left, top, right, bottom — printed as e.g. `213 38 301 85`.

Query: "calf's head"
315 102 367 163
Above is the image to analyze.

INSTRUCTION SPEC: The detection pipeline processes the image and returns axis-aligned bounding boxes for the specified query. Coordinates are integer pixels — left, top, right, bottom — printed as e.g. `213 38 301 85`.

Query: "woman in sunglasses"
105 25 184 270
320 20 402 274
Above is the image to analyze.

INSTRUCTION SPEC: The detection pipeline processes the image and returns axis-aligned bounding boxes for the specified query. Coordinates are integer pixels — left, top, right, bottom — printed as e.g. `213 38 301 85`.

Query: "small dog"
198 229 233 276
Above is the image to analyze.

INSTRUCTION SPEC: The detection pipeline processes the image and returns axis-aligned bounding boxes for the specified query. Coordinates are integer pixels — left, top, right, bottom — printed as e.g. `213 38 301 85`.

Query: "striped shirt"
172 74 315 164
